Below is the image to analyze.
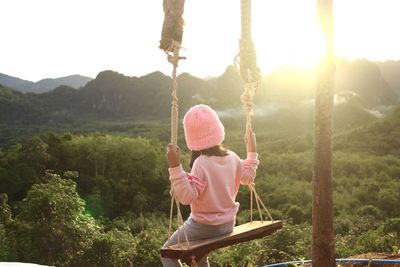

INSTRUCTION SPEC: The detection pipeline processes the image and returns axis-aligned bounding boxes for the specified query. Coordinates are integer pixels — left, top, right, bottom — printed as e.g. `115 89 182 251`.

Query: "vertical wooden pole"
312 0 335 266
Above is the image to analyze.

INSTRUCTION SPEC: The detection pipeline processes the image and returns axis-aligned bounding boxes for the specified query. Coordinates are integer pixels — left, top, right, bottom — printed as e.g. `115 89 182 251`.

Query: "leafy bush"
8 172 100 266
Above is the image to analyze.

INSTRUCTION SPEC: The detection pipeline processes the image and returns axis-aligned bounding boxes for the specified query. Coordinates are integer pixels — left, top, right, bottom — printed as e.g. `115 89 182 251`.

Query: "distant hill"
32 75 93 93
0 59 399 126
0 73 92 93
376 60 400 97
335 106 400 155
255 59 399 108
335 58 398 107
0 73 33 92
0 84 41 124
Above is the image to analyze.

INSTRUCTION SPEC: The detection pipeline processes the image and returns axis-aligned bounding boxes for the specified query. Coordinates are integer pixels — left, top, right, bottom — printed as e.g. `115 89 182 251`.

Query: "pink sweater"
168 151 259 225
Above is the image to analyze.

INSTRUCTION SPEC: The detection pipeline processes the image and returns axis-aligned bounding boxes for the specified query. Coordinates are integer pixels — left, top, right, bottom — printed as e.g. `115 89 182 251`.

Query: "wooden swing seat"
160 220 283 264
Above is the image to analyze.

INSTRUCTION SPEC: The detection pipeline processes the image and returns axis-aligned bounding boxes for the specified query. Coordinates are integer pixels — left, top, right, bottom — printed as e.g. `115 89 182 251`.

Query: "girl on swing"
161 104 258 267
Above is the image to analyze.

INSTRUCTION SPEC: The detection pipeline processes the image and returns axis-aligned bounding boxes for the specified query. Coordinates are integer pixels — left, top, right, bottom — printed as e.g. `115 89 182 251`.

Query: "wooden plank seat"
160 220 283 265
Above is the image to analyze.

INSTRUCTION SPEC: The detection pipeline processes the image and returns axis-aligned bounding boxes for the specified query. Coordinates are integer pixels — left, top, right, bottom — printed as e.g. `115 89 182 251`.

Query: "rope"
166 189 191 248
169 41 180 146
250 182 253 222
166 42 180 241
161 1 190 249
248 183 274 222
160 0 185 51
174 192 190 247
236 0 274 224
190 256 199 267
164 43 191 249
235 0 261 131
241 0 251 40
167 189 175 239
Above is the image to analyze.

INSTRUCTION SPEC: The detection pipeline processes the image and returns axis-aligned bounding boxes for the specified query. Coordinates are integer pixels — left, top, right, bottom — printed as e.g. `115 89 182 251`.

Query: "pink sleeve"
168 164 206 205
240 152 259 185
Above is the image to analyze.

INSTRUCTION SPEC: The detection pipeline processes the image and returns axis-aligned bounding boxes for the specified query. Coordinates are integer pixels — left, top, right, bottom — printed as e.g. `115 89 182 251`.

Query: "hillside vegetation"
0 60 399 266
0 59 398 128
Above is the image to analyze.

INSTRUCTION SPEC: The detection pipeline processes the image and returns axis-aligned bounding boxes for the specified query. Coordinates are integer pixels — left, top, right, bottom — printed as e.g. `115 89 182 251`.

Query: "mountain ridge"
1 58 399 96
0 73 92 93
0 59 399 126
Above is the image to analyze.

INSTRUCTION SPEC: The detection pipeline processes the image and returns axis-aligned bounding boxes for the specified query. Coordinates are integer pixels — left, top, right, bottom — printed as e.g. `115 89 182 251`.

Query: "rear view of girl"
161 104 259 267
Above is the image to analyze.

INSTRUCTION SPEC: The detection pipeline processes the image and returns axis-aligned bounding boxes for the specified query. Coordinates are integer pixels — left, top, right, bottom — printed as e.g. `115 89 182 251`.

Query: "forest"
1 60 400 266
0 104 399 266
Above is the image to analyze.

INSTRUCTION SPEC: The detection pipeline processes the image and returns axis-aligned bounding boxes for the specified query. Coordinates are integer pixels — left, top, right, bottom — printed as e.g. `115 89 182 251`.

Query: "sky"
1 0 400 82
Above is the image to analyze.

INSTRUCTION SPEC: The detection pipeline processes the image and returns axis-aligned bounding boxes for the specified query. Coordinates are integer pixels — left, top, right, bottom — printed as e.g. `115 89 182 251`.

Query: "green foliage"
132 227 165 266
61 134 169 217
258 222 312 264
19 137 50 175
0 143 39 201
77 213 168 267
210 240 260 266
0 193 11 261
0 223 9 260
0 103 399 265
0 193 12 224
9 173 100 266
0 84 42 124
350 218 400 255
286 205 307 224
208 222 311 266
75 229 136 267
335 107 400 155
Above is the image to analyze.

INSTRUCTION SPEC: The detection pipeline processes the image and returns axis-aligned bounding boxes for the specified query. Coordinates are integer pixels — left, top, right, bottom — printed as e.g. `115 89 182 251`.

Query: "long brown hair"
189 144 228 168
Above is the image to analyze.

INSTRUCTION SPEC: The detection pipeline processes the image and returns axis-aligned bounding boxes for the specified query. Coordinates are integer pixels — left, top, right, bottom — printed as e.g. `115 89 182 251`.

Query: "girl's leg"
161 217 235 267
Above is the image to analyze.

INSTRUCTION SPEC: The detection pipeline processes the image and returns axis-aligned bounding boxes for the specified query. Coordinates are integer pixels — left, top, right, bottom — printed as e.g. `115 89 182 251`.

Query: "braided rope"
237 0 261 131
248 183 274 222
250 181 253 222
167 190 175 239
241 82 258 130
164 40 191 249
238 0 274 224
168 41 180 146
174 193 190 248
241 0 251 40
160 0 185 51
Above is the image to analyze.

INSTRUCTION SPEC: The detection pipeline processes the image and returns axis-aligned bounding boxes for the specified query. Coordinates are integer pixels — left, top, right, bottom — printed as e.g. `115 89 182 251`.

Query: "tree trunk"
312 0 335 266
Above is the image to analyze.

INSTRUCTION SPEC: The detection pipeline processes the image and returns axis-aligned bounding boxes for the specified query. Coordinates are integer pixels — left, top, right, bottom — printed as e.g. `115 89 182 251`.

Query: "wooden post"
312 0 335 266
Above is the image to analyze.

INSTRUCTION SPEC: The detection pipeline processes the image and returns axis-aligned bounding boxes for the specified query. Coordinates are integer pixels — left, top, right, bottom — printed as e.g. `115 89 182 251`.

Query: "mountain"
335 106 400 155
0 73 92 93
0 73 33 92
335 58 398 107
32 75 93 93
0 84 42 124
0 59 399 126
251 59 399 109
376 60 400 97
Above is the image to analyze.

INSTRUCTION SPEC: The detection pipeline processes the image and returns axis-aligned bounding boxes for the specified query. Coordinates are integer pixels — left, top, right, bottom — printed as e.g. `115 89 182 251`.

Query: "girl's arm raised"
240 128 259 185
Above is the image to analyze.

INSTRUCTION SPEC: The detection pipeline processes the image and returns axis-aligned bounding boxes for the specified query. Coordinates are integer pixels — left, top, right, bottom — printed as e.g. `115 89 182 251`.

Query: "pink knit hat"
183 104 225 151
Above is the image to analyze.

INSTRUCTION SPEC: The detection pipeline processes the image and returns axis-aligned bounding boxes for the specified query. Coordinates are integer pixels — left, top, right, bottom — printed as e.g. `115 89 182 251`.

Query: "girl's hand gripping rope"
166 144 181 168
245 127 257 153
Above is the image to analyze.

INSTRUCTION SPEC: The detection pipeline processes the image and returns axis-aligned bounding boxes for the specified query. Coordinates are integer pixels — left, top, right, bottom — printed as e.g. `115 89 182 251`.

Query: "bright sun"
177 0 400 78
252 1 325 73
